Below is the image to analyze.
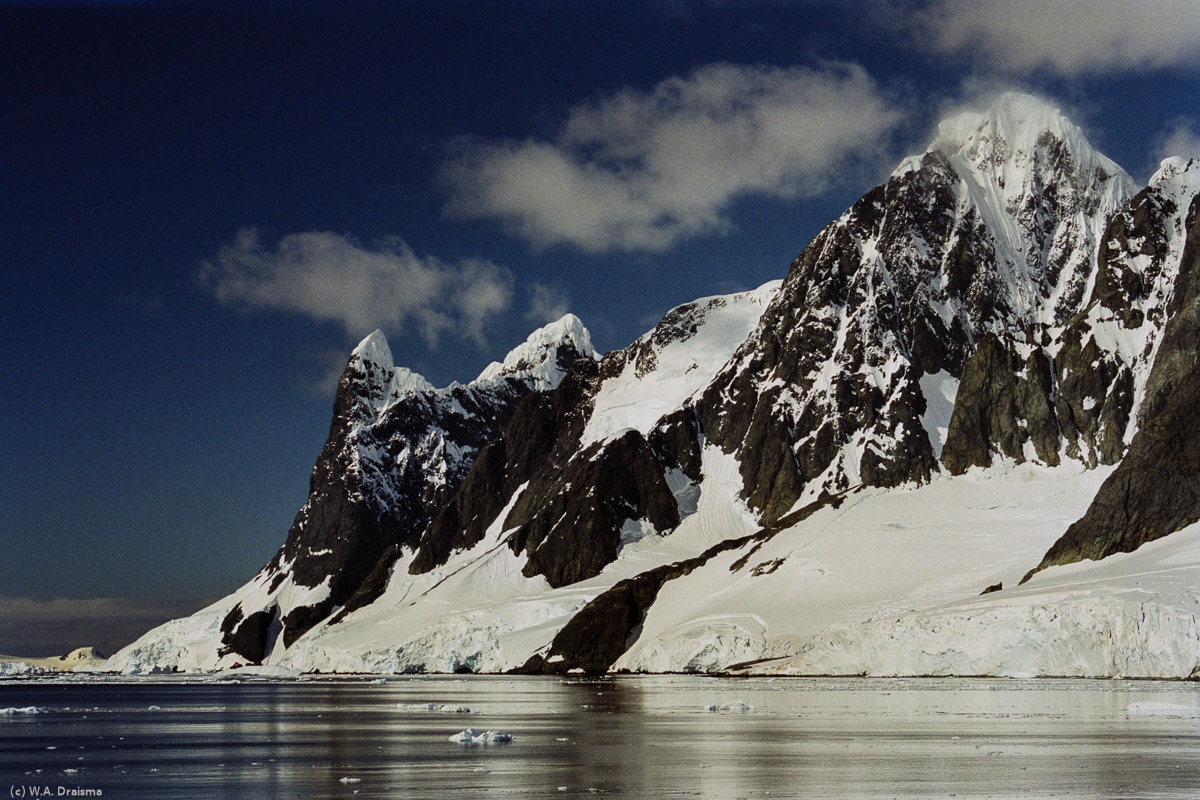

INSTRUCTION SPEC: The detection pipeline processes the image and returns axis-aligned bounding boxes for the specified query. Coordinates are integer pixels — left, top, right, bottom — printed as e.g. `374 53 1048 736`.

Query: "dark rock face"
409 354 705 589
218 605 276 665
1024 365 1200 582
1024 186 1200 580
942 335 1058 474
218 325 594 661
409 358 602 576
1138 194 1200 428
691 132 1108 517
511 430 681 588
328 545 400 625
1052 326 1133 467
1093 184 1177 326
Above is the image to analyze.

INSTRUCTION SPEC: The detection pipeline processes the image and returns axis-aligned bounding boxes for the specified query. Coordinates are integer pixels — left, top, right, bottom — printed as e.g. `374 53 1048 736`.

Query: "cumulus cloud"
199 229 513 346
1154 119 1200 164
442 62 904 252
907 0 1200 76
0 596 214 658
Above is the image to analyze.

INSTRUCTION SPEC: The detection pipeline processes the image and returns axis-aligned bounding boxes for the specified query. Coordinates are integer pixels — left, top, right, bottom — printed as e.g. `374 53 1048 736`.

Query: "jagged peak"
389 366 435 398
475 313 597 386
350 329 394 370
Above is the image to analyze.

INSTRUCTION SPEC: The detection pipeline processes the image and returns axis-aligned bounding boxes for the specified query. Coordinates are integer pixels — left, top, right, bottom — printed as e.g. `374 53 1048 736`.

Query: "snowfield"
108 457 1200 679
290 458 1200 678
753 514 1200 679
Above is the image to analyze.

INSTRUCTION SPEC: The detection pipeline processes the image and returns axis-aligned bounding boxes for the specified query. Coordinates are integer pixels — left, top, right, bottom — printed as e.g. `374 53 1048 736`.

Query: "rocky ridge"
192 315 595 667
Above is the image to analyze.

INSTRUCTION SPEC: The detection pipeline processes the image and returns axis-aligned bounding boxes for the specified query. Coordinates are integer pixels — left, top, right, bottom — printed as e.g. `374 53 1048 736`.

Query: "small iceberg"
398 702 470 713
338 777 362 784
449 728 513 745
705 700 754 713
0 707 42 715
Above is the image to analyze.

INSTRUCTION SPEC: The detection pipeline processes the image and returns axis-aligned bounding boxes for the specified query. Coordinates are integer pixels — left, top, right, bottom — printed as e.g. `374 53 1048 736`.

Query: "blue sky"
3 0 1199 655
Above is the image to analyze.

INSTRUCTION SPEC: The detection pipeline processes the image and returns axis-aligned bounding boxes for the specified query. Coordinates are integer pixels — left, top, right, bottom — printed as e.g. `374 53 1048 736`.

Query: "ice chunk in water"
705 700 754 713
450 728 513 745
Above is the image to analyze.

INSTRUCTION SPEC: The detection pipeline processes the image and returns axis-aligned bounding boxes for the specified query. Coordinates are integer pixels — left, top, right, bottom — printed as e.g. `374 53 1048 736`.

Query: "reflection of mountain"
115 94 1200 678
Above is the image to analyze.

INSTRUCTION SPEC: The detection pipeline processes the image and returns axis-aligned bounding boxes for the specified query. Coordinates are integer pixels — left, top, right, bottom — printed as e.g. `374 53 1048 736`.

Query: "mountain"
113 315 596 672
112 95 1200 678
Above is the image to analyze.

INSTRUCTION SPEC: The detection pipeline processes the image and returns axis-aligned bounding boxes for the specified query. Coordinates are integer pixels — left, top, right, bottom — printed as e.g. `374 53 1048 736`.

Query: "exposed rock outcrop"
1025 168 1200 580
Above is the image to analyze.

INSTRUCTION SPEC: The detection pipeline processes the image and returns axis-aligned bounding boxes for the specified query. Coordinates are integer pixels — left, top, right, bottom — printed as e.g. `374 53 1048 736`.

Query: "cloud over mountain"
442 62 904 252
199 229 513 346
1155 119 1200 164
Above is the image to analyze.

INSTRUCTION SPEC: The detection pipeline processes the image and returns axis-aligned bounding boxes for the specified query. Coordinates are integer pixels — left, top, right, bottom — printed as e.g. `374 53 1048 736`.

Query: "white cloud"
199 229 513 346
1154 119 1200 163
442 62 904 252
909 0 1200 76
525 283 572 325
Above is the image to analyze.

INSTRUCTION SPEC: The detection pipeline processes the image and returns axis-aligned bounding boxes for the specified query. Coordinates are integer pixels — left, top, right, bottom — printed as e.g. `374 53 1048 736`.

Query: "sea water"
2 675 1199 798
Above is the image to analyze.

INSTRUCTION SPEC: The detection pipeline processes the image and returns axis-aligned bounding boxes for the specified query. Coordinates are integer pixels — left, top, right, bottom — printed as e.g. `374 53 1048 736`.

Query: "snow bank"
753 521 1200 679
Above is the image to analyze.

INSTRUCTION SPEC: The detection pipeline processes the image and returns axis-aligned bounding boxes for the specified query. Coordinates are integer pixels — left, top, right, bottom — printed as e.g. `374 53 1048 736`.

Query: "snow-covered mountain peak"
342 329 401 417
1150 157 1200 196
934 93 1072 150
929 92 1133 207
475 312 597 388
894 92 1135 327
389 366 435 398
350 329 394 370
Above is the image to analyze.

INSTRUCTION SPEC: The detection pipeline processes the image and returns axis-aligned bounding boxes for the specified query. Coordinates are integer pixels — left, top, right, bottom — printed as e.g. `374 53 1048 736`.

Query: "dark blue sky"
2 0 1198 654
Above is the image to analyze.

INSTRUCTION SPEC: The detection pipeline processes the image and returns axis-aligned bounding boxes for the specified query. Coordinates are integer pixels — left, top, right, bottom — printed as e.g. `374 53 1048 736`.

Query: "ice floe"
705 700 754 713
449 728 513 745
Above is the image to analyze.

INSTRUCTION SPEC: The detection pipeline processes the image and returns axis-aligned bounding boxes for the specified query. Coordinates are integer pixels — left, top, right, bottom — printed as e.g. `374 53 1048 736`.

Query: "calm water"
2 675 1200 799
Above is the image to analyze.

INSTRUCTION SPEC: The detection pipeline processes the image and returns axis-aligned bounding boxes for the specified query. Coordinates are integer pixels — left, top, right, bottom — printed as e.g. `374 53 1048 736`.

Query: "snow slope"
186 457 1200 679
581 282 779 447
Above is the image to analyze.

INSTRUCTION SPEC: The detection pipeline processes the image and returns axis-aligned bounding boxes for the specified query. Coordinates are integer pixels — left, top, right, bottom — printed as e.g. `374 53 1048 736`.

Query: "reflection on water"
2 676 1200 798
